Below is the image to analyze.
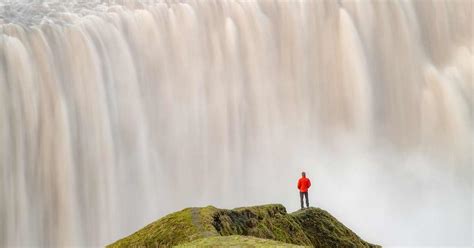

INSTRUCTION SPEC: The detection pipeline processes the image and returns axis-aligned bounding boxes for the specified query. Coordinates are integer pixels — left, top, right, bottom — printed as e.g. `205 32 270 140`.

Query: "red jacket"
297 176 311 192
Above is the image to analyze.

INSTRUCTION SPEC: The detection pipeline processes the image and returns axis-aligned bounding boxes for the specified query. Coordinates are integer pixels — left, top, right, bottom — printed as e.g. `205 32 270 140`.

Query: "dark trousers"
300 191 309 208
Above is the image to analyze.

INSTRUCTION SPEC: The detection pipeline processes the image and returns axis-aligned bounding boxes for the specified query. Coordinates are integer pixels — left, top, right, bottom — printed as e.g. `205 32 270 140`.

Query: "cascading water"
0 0 472 246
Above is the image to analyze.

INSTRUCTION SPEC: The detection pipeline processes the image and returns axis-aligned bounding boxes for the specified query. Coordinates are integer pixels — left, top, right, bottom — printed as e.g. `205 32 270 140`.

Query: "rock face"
108 204 380 247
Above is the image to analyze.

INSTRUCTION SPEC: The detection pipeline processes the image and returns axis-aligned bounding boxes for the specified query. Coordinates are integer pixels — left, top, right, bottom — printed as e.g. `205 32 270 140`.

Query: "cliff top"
108 204 379 247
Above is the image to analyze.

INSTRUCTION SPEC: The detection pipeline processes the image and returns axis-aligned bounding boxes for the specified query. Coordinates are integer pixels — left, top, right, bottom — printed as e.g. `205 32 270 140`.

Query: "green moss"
291 208 380 248
175 235 308 247
212 204 311 246
198 206 220 235
108 204 380 248
108 208 201 247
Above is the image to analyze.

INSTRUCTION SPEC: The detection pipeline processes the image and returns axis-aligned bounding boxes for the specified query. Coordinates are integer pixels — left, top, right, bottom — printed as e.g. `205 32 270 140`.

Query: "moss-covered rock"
107 204 380 248
108 208 204 247
176 235 307 247
211 204 311 246
291 208 377 247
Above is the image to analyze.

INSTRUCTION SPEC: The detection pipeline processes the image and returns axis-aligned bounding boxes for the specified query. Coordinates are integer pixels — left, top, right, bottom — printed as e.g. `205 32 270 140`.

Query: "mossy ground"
108 204 380 248
212 204 311 246
176 235 308 247
108 208 200 247
291 208 378 248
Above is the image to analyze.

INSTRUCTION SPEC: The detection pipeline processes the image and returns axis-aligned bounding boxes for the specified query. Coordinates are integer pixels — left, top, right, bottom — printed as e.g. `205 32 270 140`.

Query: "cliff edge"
108 204 380 247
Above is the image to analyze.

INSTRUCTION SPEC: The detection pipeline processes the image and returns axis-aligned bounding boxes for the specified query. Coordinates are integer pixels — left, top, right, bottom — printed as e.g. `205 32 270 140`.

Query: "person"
297 171 311 209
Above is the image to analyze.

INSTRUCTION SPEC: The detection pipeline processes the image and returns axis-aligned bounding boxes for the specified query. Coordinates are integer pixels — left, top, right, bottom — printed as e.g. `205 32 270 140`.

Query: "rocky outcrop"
108 204 380 247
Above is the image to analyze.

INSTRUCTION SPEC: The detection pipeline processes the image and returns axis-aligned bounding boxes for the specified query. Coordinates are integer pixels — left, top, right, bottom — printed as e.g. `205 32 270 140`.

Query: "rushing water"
0 0 472 246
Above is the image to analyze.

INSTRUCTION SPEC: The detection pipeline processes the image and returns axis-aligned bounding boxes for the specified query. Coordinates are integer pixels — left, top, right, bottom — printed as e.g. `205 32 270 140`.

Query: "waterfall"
0 0 472 246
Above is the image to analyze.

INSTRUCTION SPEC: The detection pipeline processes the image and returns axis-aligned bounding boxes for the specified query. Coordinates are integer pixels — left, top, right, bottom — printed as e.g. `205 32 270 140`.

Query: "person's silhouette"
297 172 311 209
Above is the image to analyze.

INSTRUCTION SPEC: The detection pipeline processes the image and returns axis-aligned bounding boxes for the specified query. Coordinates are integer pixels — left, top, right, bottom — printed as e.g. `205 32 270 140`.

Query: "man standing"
297 172 311 209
